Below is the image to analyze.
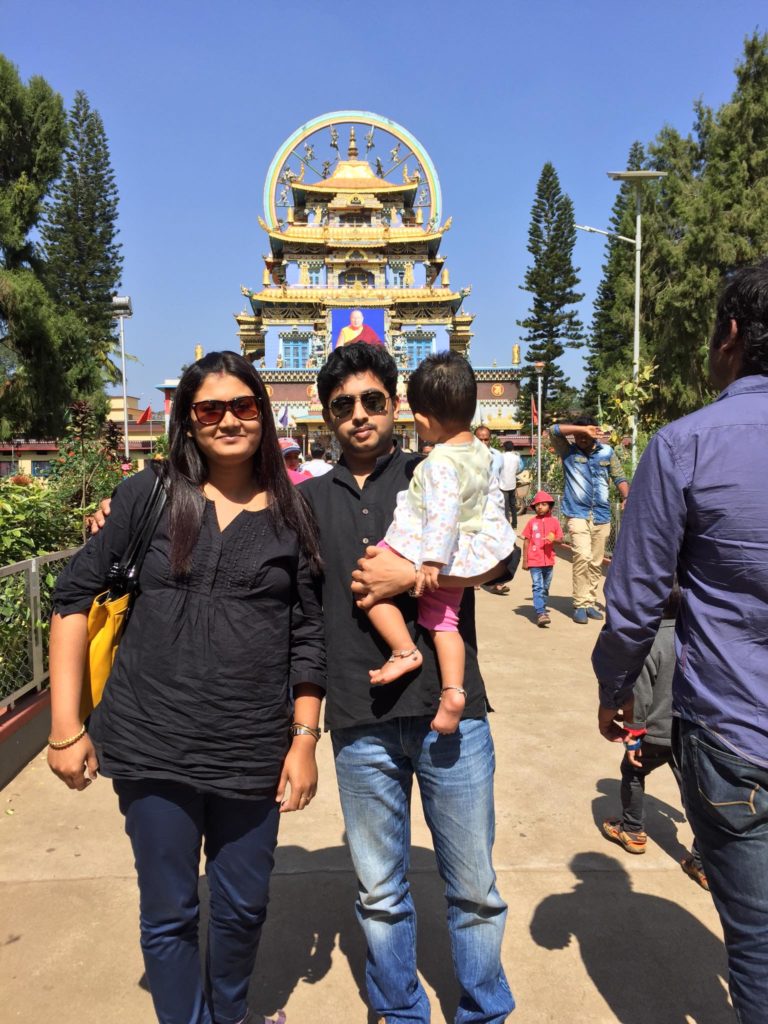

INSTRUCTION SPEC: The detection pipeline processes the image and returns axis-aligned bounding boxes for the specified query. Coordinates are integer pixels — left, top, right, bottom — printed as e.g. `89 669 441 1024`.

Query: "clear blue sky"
4 0 764 407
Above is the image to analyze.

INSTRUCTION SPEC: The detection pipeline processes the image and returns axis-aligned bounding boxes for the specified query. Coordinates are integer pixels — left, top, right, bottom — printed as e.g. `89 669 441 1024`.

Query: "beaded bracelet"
48 725 86 750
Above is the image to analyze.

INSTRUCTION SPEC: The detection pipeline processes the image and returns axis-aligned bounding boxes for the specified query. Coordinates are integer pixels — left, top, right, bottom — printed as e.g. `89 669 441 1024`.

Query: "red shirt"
521 514 563 567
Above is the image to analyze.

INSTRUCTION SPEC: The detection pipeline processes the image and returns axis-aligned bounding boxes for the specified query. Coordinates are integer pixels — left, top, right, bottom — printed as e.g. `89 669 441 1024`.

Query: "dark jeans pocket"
691 734 768 836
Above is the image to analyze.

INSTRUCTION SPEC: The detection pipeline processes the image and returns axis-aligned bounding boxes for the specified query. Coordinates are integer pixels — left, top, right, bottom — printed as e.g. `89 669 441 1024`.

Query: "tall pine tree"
41 90 123 395
581 142 644 415
517 162 584 426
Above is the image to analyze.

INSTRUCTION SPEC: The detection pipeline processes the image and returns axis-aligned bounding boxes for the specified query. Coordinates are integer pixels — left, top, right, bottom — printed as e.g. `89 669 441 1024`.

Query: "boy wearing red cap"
521 491 563 627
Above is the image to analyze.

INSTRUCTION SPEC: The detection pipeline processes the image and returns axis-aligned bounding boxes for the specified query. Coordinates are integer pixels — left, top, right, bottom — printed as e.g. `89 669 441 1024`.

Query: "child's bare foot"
370 647 423 686
430 685 466 734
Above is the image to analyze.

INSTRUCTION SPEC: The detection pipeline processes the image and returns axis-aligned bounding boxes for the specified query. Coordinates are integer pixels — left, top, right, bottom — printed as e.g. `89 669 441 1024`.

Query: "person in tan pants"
550 419 629 623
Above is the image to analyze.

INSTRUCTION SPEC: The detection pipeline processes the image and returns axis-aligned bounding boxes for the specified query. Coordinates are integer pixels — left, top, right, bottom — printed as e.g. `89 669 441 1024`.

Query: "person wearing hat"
279 437 312 483
520 491 563 627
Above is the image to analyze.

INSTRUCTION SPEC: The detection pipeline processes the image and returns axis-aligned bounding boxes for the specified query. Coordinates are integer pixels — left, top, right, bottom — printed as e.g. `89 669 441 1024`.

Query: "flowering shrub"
46 401 126 540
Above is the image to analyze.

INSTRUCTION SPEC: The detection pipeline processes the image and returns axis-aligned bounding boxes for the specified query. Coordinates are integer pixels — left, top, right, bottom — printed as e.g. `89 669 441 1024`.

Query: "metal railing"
0 548 79 709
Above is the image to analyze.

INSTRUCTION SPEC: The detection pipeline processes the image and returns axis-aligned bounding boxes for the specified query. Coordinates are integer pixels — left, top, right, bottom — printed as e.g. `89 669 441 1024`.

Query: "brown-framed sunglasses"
328 389 390 420
191 396 261 426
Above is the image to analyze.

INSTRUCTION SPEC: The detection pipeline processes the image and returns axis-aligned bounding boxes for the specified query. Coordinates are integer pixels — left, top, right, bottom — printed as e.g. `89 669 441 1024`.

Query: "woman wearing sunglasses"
47 351 325 1024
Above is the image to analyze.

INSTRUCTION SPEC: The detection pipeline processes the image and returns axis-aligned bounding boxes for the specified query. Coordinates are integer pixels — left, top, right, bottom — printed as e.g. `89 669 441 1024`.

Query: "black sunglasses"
191 395 261 426
328 389 390 420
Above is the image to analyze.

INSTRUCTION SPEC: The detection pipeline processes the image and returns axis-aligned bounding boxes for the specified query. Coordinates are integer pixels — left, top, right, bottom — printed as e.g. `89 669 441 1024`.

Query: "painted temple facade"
229 112 522 449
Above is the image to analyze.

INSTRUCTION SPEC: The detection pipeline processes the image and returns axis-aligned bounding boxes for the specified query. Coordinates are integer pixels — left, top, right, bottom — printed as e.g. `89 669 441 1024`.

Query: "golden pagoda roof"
294 159 418 196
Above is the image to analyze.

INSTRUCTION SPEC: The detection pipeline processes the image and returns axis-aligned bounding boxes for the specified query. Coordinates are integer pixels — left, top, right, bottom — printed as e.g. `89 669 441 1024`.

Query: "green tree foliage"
0 271 86 438
41 91 123 392
582 142 644 414
517 162 584 426
0 56 67 271
0 56 69 438
647 33 768 418
584 32 768 422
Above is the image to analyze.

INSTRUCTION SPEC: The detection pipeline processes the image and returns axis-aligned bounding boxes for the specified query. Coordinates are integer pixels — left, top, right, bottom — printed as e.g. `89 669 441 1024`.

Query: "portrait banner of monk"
332 308 385 349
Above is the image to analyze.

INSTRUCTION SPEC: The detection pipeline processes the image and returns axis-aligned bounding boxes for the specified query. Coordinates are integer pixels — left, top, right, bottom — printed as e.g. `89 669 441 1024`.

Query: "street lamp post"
112 295 133 463
576 169 666 469
534 361 545 492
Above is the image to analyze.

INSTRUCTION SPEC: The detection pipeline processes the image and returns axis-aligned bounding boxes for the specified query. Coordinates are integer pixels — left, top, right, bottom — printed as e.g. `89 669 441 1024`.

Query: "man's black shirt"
300 443 489 730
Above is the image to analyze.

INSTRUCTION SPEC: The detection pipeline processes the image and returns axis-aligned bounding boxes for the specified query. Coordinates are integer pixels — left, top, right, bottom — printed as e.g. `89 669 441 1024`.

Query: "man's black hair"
573 415 598 427
310 442 325 459
714 259 768 376
406 351 477 425
316 342 398 408
503 441 515 452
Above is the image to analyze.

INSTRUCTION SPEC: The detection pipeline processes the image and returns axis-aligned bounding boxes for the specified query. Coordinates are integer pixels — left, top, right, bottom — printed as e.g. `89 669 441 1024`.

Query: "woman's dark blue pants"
114 779 279 1024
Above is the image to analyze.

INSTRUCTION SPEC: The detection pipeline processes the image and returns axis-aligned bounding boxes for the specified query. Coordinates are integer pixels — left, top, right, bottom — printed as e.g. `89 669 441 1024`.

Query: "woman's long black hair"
166 350 322 576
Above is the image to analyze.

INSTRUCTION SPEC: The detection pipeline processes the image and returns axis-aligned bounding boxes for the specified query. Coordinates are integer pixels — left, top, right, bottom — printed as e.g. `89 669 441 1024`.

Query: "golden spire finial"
348 127 358 159
194 344 204 361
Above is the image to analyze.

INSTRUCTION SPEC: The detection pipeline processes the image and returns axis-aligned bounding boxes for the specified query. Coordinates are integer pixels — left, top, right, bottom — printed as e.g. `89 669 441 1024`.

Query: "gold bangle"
290 723 321 741
48 725 86 750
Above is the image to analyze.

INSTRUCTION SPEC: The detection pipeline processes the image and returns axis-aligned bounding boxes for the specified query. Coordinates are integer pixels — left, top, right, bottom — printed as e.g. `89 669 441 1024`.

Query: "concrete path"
1 528 732 1023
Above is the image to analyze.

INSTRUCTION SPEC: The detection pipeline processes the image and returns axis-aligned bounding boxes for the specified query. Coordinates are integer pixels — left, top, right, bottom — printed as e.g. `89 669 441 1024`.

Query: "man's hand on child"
351 546 417 609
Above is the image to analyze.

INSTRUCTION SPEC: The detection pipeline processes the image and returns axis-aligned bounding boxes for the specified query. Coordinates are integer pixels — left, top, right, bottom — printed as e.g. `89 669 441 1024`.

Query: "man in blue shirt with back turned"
593 261 768 1024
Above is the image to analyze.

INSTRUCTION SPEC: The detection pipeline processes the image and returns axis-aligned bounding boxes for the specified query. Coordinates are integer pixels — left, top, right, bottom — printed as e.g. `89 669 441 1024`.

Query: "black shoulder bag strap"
107 467 168 599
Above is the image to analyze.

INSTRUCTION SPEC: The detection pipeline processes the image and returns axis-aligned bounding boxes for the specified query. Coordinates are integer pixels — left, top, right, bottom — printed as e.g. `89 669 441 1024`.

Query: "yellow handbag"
79 472 167 719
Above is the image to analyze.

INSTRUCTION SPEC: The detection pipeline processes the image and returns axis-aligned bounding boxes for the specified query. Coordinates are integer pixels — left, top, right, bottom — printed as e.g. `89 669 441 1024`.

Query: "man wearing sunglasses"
299 342 515 1024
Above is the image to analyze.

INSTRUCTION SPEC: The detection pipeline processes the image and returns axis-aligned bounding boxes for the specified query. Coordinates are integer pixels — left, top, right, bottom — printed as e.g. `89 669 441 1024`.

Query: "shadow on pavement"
166 839 460 1022
512 592 577 624
593 777 691 865
530 851 731 1024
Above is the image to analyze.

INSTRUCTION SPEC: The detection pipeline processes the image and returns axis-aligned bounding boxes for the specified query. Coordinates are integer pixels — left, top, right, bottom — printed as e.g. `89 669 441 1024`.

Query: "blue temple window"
406 338 433 366
282 340 309 369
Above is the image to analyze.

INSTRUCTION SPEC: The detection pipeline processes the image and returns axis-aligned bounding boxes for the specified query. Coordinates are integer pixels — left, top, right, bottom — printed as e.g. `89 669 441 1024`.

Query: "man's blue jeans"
676 720 768 1024
332 716 514 1024
529 566 553 616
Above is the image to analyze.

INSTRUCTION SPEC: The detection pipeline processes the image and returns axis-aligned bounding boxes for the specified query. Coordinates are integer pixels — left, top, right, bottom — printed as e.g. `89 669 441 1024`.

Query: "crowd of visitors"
42 260 768 1023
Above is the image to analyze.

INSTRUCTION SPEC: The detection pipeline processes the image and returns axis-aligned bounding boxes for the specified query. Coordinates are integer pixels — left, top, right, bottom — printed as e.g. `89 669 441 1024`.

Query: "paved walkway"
1 527 732 1023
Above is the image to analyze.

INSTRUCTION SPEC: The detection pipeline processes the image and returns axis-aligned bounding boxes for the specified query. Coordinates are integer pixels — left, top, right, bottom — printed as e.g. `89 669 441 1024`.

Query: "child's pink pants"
378 541 462 631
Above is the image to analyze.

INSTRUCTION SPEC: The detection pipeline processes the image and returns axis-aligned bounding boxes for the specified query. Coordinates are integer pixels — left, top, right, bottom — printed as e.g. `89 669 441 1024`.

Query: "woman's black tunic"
53 468 326 800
